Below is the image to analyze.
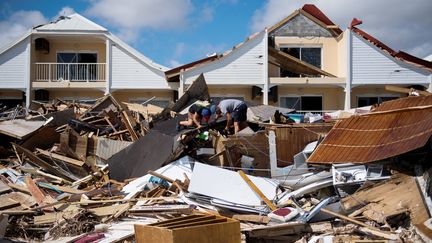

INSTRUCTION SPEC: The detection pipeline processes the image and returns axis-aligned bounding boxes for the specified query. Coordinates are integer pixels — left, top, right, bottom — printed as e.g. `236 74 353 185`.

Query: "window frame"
277 44 323 77
279 94 323 111
356 94 400 107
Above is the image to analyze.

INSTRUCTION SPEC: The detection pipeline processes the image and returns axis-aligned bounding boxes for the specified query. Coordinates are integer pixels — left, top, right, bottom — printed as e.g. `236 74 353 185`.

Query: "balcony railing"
34 63 106 82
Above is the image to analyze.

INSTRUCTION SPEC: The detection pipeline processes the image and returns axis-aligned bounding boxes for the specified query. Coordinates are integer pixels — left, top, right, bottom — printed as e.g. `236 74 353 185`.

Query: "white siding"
352 33 430 85
0 38 29 89
183 31 266 85
111 45 170 89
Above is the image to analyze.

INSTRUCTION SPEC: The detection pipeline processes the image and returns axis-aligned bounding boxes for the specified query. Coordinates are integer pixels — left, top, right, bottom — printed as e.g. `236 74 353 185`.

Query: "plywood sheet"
0 120 45 139
188 162 279 207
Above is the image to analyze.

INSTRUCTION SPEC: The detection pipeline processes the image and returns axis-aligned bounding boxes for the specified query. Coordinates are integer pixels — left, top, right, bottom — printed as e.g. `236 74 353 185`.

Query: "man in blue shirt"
215 99 248 134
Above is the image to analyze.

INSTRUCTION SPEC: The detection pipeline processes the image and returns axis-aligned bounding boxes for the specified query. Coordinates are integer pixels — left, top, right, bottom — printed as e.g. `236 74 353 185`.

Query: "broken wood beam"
238 170 277 211
36 149 85 167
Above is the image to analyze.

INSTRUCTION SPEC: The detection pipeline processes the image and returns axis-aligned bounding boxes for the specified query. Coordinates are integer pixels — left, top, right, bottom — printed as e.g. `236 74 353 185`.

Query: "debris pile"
0 76 431 242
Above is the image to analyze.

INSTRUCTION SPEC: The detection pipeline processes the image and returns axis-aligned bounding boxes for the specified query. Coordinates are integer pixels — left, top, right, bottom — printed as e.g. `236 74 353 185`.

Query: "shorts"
232 103 247 122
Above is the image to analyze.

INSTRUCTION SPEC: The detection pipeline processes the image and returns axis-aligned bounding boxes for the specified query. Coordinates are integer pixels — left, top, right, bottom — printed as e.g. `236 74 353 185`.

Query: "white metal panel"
183 31 266 85
36 13 107 32
0 38 29 89
352 33 430 85
110 44 170 89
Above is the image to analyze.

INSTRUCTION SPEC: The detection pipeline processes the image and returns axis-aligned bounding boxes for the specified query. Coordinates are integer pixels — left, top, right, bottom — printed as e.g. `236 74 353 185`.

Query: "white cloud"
53 6 76 20
85 0 193 31
168 59 181 68
250 0 432 57
0 10 47 49
174 42 186 57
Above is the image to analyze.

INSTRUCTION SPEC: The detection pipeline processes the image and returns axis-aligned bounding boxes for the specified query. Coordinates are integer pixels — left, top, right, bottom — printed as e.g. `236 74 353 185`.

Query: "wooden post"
238 170 277 211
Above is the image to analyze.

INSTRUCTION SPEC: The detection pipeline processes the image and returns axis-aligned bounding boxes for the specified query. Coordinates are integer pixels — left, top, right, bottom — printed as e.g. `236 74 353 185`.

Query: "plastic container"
287 114 304 124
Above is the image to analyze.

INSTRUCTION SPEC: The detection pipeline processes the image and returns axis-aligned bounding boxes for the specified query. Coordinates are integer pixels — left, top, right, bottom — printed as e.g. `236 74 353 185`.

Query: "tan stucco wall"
0 90 24 99
275 86 345 111
337 31 347 78
209 86 266 104
274 36 340 77
33 42 106 63
48 89 104 101
112 90 173 104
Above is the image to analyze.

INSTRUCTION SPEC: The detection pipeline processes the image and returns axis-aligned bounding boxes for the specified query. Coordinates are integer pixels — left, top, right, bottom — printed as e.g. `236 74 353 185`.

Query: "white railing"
34 63 106 82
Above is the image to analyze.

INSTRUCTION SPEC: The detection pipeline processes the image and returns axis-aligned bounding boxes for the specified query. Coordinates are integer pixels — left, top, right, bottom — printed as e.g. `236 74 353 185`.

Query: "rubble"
0 78 431 242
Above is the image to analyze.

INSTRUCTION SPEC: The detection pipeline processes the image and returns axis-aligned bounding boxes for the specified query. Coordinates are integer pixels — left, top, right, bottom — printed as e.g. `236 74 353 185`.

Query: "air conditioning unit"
35 38 49 54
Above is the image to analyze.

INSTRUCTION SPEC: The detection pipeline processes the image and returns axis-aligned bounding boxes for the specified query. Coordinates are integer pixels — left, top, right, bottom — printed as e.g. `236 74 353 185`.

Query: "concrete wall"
276 86 345 110
112 90 173 104
271 14 333 37
47 89 104 101
33 42 106 63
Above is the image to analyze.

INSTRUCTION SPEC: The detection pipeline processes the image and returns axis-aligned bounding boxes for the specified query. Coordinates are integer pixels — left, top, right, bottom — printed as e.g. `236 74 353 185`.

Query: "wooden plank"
238 170 277 211
0 198 20 210
89 204 127 217
37 182 86 194
25 176 56 208
232 214 270 224
0 181 11 194
121 111 139 141
7 183 30 194
13 143 76 181
148 170 175 183
36 149 85 167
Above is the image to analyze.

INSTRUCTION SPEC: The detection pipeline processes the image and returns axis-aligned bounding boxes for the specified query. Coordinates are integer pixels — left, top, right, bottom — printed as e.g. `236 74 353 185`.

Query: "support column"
428 75 432 92
263 28 269 105
105 38 111 95
25 38 31 108
344 86 351 110
345 29 353 110
178 72 185 98
268 130 279 178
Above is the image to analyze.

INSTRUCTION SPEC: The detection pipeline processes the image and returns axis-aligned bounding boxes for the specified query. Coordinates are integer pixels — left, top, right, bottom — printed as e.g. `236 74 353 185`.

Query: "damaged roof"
35 13 107 32
268 4 342 36
307 96 432 164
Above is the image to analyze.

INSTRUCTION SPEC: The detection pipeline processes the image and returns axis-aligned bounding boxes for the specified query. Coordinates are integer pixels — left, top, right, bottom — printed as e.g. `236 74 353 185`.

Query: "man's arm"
192 113 202 128
225 112 232 130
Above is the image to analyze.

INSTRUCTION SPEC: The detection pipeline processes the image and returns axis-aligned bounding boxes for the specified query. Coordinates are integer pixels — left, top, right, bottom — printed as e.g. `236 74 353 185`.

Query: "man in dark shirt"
215 99 248 134
177 104 215 130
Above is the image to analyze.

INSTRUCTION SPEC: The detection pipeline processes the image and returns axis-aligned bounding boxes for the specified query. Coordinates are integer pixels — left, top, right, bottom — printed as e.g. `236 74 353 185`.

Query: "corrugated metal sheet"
270 124 333 166
96 137 132 161
0 37 28 89
351 32 430 85
183 31 266 85
374 95 432 112
111 44 170 89
307 105 432 164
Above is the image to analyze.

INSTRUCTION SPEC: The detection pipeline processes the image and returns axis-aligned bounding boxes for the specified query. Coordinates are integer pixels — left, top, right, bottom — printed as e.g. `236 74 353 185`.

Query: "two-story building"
0 13 174 108
167 4 432 111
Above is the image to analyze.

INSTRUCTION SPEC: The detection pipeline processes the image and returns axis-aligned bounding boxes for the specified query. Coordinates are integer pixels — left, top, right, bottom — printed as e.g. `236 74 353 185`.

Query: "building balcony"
33 62 106 89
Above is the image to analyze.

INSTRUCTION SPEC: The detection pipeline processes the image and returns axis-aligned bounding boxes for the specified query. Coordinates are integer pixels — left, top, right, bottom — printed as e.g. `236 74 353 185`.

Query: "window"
357 96 399 107
279 47 321 77
280 96 322 111
129 98 170 108
56 52 98 81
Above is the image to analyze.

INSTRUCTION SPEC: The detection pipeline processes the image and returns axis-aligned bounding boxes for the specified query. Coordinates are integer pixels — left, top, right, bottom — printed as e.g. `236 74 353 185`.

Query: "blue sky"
1 0 431 68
